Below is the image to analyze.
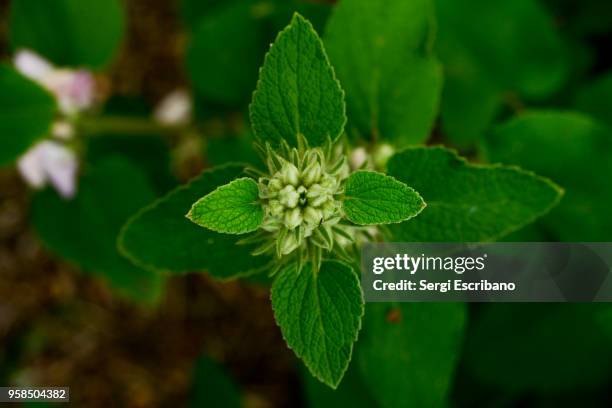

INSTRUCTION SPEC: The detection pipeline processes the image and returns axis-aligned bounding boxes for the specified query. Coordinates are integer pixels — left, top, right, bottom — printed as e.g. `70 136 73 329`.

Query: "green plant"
5 0 611 401
120 13 562 388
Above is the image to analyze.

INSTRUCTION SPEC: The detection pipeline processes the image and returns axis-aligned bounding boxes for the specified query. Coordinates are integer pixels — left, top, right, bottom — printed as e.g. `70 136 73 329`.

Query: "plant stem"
78 115 185 137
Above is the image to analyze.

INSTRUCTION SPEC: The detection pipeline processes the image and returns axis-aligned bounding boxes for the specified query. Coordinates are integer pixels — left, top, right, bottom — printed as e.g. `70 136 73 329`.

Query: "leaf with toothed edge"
271 260 364 388
387 146 564 242
118 164 270 278
343 171 426 225
250 13 346 148
324 0 443 146
187 177 264 234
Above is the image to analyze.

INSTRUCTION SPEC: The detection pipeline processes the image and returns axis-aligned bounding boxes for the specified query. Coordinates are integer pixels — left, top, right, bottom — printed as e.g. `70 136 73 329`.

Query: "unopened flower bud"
280 163 300 186
307 184 330 207
268 178 283 193
319 175 336 190
350 147 368 169
306 183 324 198
321 200 338 218
302 161 322 186
303 207 323 226
268 200 284 217
280 232 300 255
279 185 299 208
284 208 303 230
262 217 282 232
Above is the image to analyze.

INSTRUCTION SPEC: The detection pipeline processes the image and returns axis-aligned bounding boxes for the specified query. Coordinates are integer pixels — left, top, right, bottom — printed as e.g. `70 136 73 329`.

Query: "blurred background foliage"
0 0 612 406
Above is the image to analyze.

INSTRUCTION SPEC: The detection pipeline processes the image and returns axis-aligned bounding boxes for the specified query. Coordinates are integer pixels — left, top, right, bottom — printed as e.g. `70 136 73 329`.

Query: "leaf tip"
185 204 197 223
290 11 307 25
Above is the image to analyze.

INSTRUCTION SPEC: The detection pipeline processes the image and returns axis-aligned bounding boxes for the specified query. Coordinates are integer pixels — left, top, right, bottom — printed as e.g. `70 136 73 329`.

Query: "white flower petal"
17 142 48 189
39 141 79 199
45 70 95 115
154 89 192 125
14 49 54 82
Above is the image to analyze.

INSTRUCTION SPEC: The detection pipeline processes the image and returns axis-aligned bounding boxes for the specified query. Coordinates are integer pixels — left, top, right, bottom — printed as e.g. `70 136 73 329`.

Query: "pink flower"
14 49 95 115
17 141 79 199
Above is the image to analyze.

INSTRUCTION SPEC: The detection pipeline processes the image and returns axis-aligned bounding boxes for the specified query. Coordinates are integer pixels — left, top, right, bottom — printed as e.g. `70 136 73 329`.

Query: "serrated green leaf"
387 147 563 241
250 13 346 147
271 261 364 388
190 356 241 408
358 303 466 408
9 0 125 69
31 156 164 304
119 164 270 278
0 65 55 166
464 304 612 391
343 171 425 225
484 111 612 241
188 177 264 234
436 0 568 147
324 0 442 146
302 361 376 408
574 71 612 127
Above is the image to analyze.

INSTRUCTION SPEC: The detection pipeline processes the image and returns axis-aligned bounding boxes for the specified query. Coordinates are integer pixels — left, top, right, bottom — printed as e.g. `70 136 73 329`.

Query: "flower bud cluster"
253 138 349 259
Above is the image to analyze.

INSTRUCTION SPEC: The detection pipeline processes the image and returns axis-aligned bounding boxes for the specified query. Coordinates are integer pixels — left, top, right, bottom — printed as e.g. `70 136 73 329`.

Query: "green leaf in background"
574 71 612 127
484 111 612 241
87 134 176 195
387 147 563 241
183 1 332 106
188 177 263 234
0 65 55 166
343 171 425 225
87 98 177 194
118 164 270 277
190 356 241 408
325 0 442 146
250 13 346 147
9 0 125 69
31 156 164 304
186 2 266 105
180 0 227 30
436 0 568 147
464 304 612 391
207 132 263 168
302 361 376 408
271 261 364 388
357 303 466 407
